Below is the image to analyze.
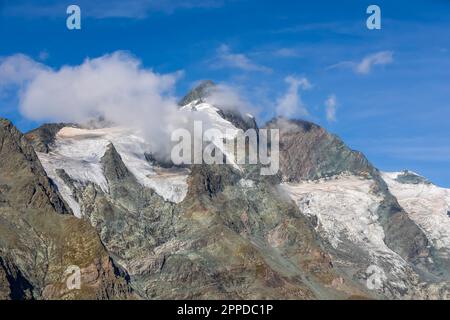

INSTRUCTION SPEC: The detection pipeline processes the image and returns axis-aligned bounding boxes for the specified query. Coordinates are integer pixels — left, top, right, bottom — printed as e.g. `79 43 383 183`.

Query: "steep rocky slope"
0 119 133 299
383 171 450 257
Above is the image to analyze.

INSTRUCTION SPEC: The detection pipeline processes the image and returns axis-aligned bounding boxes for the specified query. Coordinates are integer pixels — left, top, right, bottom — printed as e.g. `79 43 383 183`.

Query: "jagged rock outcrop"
25 123 75 153
179 80 216 106
0 119 68 214
218 108 258 132
265 118 372 181
0 255 34 299
394 170 432 185
0 118 133 300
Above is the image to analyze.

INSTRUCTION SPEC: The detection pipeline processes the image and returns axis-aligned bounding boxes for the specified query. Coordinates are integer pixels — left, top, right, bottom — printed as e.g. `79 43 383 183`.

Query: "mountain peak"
25 123 73 153
395 170 432 185
179 80 216 106
179 80 258 131
265 117 372 181
0 118 68 214
0 118 12 128
265 117 322 133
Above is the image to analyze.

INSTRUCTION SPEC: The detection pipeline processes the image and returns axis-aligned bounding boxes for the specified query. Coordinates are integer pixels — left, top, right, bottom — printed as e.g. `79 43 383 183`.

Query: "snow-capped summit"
2 83 450 300
179 80 258 132
29 81 260 218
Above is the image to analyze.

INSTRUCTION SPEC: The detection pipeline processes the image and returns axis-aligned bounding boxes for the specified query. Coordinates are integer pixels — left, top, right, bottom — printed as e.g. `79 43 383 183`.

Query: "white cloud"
328 51 393 75
204 84 256 115
275 76 311 118
0 51 267 160
1 51 191 158
273 48 301 58
356 51 393 74
18 52 182 123
0 54 48 90
325 94 337 122
214 45 272 73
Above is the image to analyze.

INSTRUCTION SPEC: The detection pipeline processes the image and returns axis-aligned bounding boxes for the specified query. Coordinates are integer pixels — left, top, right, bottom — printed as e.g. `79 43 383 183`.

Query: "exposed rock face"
179 80 216 106
179 164 370 299
0 255 34 299
217 109 258 132
0 119 68 214
0 118 133 300
265 118 372 181
394 170 432 185
25 123 75 153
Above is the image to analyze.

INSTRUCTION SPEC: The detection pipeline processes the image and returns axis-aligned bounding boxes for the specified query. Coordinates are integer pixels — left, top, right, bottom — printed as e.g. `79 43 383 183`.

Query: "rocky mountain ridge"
0 81 449 299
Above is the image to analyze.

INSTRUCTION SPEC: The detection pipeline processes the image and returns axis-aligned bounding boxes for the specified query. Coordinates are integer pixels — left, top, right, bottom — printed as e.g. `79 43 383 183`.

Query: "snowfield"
37 126 189 217
180 100 240 140
280 174 411 283
383 171 450 252
280 175 384 249
36 102 246 217
181 101 244 171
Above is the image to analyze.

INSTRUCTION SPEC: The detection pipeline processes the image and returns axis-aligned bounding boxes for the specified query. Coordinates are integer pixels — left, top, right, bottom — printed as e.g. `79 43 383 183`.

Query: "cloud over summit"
275 76 311 118
0 51 187 157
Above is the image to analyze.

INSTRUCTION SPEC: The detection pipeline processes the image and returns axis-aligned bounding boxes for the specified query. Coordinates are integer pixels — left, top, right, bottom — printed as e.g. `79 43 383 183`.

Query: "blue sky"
1 0 450 186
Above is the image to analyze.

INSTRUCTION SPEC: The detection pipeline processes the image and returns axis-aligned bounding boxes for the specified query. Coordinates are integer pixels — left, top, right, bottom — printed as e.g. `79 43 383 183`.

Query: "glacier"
383 171 450 252
36 101 244 217
280 174 413 289
37 126 189 217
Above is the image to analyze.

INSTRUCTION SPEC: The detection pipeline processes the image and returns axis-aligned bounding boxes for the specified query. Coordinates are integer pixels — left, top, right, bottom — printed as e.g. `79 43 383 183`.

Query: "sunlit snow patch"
279 174 410 281
181 101 243 171
382 171 450 251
